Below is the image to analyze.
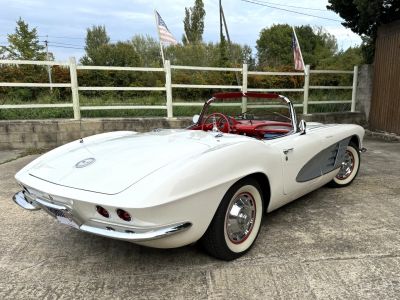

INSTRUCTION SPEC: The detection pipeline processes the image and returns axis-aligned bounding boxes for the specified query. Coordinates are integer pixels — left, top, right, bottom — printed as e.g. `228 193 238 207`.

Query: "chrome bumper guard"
12 191 192 242
13 191 41 210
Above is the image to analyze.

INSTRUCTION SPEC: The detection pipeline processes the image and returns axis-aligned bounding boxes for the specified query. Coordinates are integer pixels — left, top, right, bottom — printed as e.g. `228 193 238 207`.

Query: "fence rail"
0 57 358 120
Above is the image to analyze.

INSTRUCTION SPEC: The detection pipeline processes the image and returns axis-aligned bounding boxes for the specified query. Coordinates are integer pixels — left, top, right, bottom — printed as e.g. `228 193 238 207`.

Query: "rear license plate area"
46 207 79 229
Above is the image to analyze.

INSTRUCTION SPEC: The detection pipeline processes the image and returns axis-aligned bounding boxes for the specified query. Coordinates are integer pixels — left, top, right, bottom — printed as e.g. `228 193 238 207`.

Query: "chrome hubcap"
226 192 256 244
336 150 355 180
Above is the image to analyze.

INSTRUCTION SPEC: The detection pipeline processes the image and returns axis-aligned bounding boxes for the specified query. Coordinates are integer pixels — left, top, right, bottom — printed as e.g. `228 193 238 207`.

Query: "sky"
0 0 362 61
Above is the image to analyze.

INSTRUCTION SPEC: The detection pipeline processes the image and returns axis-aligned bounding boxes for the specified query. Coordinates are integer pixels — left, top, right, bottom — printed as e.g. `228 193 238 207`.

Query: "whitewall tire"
329 142 360 187
201 178 264 260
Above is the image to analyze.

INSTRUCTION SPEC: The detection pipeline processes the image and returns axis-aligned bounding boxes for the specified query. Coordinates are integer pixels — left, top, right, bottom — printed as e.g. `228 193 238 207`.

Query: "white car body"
13 93 365 252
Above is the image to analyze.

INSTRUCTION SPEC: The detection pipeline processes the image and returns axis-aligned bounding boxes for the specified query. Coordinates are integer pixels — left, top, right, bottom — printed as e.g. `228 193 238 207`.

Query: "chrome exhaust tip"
13 191 41 211
360 147 367 153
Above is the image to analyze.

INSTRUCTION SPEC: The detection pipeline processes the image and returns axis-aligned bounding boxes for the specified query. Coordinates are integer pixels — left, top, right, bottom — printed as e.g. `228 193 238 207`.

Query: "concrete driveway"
0 138 399 299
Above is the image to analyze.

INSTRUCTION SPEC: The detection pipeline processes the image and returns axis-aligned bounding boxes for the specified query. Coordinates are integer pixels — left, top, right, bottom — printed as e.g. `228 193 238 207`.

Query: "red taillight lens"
96 205 110 218
117 209 131 222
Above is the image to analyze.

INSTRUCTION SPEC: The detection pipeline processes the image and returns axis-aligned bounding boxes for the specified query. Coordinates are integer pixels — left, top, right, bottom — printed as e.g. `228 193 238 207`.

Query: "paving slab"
0 150 24 164
0 138 399 299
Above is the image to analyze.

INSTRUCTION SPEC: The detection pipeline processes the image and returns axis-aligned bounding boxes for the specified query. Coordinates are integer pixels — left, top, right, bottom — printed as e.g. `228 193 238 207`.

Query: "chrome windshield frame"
193 92 298 133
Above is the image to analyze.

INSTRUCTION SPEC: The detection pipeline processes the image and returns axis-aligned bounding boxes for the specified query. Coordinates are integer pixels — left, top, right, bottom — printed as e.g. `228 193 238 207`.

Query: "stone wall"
0 113 366 150
356 64 373 121
0 118 192 150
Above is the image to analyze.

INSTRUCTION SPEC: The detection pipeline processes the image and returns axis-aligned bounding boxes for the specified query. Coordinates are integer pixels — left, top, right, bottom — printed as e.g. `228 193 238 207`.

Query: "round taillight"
96 205 110 218
117 209 131 222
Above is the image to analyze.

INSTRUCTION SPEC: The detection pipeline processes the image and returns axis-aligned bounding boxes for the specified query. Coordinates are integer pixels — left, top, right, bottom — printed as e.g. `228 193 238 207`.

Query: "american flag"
156 11 178 45
292 32 305 71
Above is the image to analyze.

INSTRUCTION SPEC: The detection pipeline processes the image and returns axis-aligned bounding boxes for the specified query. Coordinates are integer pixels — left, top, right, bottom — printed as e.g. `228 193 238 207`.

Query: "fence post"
303 65 310 115
164 60 173 118
69 57 81 120
351 65 358 112
242 63 248 113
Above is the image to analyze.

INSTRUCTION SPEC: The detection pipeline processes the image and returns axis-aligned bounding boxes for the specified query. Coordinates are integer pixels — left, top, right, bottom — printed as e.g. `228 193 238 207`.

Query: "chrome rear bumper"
80 222 192 241
12 191 192 242
13 191 40 210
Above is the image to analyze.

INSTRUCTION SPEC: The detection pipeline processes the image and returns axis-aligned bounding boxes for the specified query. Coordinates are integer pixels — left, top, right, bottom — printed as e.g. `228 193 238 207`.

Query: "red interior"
192 118 292 139
190 92 292 139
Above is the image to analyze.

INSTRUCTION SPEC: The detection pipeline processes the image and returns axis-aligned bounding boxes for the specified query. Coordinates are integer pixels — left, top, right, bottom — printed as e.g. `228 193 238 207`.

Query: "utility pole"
220 4 241 86
44 36 53 92
219 0 223 43
221 7 231 44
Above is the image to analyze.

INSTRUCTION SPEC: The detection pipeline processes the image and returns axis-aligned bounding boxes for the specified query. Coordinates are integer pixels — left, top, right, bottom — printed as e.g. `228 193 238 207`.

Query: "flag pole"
292 26 306 75
184 32 190 44
154 10 165 67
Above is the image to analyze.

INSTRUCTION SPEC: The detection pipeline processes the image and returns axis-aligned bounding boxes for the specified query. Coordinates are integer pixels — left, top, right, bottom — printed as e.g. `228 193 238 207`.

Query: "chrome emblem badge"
75 158 96 168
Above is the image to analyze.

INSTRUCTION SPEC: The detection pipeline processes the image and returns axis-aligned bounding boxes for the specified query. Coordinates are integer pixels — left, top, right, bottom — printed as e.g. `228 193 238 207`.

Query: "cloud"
0 0 362 60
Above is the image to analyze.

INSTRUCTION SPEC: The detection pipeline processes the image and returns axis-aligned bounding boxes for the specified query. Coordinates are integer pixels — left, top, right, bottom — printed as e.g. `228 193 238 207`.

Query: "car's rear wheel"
201 178 263 260
329 142 360 187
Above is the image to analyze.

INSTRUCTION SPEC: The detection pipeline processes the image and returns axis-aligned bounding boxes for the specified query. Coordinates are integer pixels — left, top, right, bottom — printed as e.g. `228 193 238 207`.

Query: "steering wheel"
201 113 232 133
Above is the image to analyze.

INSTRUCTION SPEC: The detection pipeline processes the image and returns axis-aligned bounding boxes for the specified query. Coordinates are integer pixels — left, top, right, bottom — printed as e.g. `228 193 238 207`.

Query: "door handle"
283 148 294 155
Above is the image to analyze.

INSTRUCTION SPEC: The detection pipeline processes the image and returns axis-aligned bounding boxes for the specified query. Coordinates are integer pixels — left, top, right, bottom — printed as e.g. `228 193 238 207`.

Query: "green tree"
5 17 46 60
218 35 229 67
183 0 206 44
166 42 253 67
95 42 141 66
256 24 337 68
81 25 110 65
319 46 364 70
131 35 161 67
327 0 400 62
0 46 6 59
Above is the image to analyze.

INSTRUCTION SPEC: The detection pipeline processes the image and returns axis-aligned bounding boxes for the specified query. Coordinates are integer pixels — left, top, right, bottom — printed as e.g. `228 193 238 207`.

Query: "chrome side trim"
80 222 192 242
13 191 40 211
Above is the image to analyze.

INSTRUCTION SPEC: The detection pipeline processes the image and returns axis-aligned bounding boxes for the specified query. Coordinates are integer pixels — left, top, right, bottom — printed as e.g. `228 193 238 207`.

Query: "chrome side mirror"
192 114 200 124
299 119 306 135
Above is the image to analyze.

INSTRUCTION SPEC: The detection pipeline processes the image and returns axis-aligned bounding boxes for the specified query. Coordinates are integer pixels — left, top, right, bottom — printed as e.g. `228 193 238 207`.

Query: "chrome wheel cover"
336 150 355 180
225 192 256 244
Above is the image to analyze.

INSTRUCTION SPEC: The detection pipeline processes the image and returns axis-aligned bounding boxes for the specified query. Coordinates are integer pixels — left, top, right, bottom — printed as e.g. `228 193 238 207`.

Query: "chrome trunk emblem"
75 158 96 168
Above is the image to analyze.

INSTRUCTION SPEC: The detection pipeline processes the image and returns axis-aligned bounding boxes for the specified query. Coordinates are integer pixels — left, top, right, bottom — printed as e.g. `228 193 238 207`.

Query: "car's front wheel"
201 178 263 260
329 142 360 187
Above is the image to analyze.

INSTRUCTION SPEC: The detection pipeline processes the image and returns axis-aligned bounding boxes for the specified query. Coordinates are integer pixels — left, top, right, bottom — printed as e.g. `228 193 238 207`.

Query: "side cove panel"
296 137 351 183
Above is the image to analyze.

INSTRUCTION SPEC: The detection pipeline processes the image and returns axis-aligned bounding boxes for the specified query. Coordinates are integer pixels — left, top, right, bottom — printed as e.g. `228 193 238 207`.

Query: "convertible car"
13 92 365 260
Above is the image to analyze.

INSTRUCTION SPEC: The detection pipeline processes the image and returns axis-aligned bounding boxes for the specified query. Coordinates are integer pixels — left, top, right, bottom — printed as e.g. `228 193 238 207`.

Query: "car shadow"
61 187 330 269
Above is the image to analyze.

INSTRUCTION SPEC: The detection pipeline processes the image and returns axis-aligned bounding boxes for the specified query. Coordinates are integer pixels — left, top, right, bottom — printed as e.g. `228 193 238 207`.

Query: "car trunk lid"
28 131 212 194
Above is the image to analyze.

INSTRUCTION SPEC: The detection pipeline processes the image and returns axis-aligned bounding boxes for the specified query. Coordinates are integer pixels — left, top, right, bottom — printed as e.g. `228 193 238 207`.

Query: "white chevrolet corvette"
13 92 365 260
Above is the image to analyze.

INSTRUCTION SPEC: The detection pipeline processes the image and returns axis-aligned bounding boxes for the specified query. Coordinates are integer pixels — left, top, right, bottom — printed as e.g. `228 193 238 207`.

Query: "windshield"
203 97 292 123
190 92 297 140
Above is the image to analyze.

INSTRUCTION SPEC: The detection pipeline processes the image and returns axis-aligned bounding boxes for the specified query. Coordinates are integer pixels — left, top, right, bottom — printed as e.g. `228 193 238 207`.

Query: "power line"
240 0 343 22
39 35 118 43
39 35 86 40
43 41 84 48
47 44 85 50
243 0 329 12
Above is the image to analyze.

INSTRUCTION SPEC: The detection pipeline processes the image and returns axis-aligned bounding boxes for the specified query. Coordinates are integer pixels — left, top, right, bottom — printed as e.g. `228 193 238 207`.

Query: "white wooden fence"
0 57 358 120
